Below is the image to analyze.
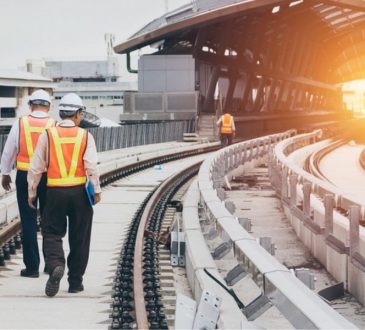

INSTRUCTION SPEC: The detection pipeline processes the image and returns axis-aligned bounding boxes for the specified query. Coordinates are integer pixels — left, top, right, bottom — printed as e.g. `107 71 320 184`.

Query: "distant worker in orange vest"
1 89 55 278
216 112 236 146
27 93 101 297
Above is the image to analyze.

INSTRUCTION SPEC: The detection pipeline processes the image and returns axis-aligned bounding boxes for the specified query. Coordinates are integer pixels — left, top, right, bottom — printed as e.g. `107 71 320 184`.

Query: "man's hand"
94 193 101 204
28 197 36 209
1 175 12 191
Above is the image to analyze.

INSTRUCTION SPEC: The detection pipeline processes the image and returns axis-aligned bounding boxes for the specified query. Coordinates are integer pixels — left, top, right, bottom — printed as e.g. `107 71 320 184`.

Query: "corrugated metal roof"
113 0 365 83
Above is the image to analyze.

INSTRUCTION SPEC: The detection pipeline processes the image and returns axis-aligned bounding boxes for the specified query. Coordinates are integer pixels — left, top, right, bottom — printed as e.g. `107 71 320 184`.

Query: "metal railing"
196 130 356 329
0 119 195 155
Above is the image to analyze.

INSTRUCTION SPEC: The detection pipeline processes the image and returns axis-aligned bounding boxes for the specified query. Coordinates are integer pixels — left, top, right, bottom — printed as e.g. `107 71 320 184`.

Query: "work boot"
20 269 39 278
45 266 64 297
68 283 84 293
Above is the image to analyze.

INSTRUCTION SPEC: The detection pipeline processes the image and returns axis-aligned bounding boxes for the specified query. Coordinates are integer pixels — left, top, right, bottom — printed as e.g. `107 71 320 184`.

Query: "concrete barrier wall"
270 131 365 305
196 130 356 329
182 180 247 329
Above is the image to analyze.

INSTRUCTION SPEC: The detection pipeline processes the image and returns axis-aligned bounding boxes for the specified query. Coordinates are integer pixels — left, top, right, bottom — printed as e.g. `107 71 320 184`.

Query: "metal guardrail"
182 180 246 329
197 130 357 329
269 130 365 306
0 119 195 154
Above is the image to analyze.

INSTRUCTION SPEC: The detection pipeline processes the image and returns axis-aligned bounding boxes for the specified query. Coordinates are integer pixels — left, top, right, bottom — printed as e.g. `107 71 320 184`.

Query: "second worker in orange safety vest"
27 93 101 297
0 89 55 278
216 113 236 146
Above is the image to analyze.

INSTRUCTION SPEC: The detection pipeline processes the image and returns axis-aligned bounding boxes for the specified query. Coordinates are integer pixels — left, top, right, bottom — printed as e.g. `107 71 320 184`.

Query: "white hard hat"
29 89 51 106
58 93 85 112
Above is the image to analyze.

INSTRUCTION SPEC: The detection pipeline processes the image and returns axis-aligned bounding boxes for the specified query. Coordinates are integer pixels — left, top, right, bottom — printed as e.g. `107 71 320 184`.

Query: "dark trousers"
15 170 47 272
41 186 93 286
220 133 233 146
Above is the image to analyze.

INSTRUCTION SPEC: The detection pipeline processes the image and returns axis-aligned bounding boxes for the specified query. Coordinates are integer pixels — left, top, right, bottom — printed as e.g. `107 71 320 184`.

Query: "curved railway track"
0 144 218 268
110 162 200 329
304 138 349 182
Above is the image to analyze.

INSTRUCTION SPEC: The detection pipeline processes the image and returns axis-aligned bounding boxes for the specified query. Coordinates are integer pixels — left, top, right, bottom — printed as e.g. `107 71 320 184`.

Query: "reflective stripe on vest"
16 116 55 170
220 114 233 134
47 126 87 187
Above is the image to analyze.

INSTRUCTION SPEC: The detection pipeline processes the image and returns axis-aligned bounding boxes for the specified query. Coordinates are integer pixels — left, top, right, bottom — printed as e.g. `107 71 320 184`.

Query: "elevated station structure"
0 70 54 132
114 0 365 137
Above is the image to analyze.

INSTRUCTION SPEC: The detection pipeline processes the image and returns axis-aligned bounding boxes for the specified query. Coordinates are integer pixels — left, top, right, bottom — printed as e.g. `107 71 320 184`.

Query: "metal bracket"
224 264 247 286
171 231 186 267
243 294 273 321
192 290 221 330
216 188 226 201
170 213 186 267
238 217 252 233
204 226 217 240
293 268 315 290
175 293 197 330
259 237 276 256
318 282 344 302
225 200 236 214
211 242 231 260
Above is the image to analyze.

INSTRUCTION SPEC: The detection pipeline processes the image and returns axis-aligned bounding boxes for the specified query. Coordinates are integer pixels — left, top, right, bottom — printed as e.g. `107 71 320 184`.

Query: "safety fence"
0 119 195 155
194 130 356 329
269 130 365 306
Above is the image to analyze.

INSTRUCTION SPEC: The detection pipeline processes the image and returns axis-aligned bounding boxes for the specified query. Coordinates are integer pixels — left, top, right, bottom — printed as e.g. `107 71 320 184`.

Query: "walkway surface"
0 143 208 329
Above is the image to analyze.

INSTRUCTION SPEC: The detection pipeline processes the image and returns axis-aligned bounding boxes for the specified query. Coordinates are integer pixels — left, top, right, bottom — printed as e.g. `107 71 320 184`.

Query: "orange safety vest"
46 126 88 187
220 114 233 134
16 116 55 170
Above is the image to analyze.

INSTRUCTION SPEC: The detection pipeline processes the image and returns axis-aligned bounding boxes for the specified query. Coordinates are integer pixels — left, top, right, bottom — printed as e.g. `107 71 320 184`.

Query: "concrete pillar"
290 174 298 208
303 182 312 219
276 164 282 193
324 194 334 238
349 205 360 257
281 167 288 200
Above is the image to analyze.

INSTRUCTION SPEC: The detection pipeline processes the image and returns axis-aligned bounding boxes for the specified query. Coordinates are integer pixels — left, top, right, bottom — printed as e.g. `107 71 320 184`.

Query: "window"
0 86 16 97
1 107 16 118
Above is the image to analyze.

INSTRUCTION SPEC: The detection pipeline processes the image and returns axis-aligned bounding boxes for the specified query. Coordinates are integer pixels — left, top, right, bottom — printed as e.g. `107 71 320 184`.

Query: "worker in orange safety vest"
28 93 101 297
1 89 55 278
216 112 236 146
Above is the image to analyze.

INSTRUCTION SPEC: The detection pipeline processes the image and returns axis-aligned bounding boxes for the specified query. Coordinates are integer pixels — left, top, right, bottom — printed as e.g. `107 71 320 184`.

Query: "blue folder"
85 180 95 206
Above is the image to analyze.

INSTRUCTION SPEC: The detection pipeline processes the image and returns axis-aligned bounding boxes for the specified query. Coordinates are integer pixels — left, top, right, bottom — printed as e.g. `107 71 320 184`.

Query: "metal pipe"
126 52 138 74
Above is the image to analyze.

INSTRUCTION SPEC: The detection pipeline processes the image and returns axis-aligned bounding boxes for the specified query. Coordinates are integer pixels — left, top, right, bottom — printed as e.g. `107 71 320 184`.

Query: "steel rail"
305 138 348 182
133 161 202 329
0 143 219 267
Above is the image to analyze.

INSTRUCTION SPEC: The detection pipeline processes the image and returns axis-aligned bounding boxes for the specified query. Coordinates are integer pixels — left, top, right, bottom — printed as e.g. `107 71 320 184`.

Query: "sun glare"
342 79 365 114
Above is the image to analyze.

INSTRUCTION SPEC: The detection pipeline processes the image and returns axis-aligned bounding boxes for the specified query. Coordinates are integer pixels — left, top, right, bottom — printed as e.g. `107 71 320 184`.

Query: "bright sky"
0 0 189 70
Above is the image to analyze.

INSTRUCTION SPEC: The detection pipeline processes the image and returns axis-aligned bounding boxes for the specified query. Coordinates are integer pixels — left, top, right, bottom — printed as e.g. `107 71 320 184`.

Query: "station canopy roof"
114 0 365 84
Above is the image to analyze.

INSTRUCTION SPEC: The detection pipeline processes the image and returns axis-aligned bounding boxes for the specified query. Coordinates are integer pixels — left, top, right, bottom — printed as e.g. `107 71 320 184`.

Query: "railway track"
0 143 218 268
304 138 348 182
110 162 200 329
